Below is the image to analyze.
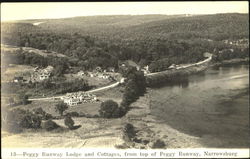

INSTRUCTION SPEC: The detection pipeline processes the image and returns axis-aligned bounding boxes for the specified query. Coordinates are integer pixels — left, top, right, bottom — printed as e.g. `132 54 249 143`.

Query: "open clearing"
1 44 68 58
9 85 124 117
2 64 35 82
1 85 126 148
2 117 125 148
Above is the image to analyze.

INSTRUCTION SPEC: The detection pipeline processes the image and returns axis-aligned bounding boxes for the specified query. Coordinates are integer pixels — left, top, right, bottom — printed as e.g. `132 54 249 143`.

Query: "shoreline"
124 60 249 148
2 58 249 149
146 57 249 87
210 58 249 67
124 90 202 148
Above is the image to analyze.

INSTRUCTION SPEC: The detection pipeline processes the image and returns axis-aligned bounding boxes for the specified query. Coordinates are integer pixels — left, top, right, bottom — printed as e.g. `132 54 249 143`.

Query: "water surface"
150 64 249 147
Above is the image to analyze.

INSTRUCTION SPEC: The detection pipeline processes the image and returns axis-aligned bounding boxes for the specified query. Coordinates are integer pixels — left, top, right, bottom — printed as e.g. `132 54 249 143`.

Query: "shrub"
123 123 136 142
78 112 86 117
85 113 93 118
115 143 130 149
5 109 41 131
66 112 79 117
64 115 75 129
20 114 41 129
55 102 68 116
2 110 22 133
32 107 53 120
93 114 100 118
41 120 60 131
119 69 146 117
99 100 120 118
152 139 166 149
18 93 31 105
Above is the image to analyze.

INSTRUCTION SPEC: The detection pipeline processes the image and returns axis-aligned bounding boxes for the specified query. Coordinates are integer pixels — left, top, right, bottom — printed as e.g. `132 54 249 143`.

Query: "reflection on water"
150 64 249 148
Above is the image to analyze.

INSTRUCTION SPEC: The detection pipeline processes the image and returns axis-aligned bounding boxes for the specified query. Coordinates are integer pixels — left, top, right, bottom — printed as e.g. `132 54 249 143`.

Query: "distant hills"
10 13 248 41
1 13 249 72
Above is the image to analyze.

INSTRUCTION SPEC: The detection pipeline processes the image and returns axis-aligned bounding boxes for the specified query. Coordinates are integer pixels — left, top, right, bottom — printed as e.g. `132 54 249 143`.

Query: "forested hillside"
121 13 249 40
17 13 249 41
1 13 249 72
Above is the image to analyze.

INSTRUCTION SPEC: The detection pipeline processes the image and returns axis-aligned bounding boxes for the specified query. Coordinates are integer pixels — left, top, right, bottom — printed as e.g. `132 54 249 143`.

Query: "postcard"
1 1 249 158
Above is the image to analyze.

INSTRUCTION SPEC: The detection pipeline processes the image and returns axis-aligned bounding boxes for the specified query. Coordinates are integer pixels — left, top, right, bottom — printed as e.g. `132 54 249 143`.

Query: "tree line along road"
28 54 212 101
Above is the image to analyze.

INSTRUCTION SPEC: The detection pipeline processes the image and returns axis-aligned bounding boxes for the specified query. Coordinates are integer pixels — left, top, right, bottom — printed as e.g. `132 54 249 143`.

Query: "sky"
1 1 249 21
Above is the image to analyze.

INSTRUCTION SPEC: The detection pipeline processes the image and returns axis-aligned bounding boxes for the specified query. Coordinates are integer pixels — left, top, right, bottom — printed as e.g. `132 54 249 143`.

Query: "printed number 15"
11 152 16 156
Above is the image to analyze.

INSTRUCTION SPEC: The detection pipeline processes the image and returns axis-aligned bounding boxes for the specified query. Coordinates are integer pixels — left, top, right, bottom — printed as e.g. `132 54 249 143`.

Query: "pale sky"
1 2 249 21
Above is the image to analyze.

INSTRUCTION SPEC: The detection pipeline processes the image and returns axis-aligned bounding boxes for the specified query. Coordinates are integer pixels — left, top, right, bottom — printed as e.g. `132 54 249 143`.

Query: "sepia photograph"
1 1 249 158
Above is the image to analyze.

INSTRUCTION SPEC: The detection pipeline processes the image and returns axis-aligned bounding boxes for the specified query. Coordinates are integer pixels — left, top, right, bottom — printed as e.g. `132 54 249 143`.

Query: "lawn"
10 100 102 117
2 64 35 82
64 73 112 88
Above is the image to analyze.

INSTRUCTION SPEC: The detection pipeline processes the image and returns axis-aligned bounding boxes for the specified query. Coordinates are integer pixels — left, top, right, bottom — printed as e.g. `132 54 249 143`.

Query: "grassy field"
2 116 125 148
2 79 127 148
2 86 126 148
1 44 68 58
10 100 100 117
8 85 124 117
64 73 111 88
2 64 35 82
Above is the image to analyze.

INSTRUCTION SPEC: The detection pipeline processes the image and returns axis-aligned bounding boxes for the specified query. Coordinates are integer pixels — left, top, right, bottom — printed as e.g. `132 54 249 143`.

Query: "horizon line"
1 12 248 22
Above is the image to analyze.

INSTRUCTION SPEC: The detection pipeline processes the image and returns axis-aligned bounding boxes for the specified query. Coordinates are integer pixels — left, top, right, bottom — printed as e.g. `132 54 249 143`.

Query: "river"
150 63 249 148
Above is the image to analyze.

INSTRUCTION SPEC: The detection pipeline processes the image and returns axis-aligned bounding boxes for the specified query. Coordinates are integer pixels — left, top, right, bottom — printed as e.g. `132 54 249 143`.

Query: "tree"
123 123 136 142
20 113 41 129
32 107 52 120
121 79 138 107
6 109 41 131
55 102 68 116
99 100 120 118
64 115 75 129
133 70 146 95
120 69 147 117
41 120 60 131
52 63 68 77
19 93 30 105
8 97 15 106
152 139 166 149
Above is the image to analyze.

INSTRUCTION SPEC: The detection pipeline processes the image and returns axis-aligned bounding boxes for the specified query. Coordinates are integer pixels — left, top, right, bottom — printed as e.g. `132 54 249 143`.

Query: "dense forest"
1 13 249 72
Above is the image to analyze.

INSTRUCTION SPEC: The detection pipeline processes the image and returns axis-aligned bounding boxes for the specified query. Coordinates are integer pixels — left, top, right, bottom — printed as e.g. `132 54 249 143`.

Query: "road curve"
87 81 120 93
28 78 124 101
28 55 212 101
146 55 212 77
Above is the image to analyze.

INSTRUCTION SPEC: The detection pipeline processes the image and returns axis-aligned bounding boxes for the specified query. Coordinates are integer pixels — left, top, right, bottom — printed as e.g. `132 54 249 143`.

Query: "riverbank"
146 57 249 87
124 62 249 148
211 58 249 67
2 59 248 149
123 90 202 148
2 86 203 149
146 64 208 87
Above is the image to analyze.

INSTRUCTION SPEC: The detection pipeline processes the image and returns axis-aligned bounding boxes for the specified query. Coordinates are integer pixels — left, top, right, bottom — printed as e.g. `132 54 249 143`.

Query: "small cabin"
95 66 102 72
13 76 24 83
77 71 88 77
107 67 115 72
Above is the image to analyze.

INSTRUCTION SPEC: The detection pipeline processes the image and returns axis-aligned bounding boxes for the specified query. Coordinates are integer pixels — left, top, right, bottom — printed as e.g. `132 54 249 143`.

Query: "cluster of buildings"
119 60 150 75
218 49 234 54
77 66 116 81
61 92 98 106
223 39 249 48
13 76 26 83
141 65 150 74
13 65 54 83
31 66 54 82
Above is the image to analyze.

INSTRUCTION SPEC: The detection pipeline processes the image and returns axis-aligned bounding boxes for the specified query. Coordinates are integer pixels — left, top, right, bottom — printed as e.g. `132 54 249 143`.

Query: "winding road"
28 79 124 101
146 55 212 76
28 55 212 101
